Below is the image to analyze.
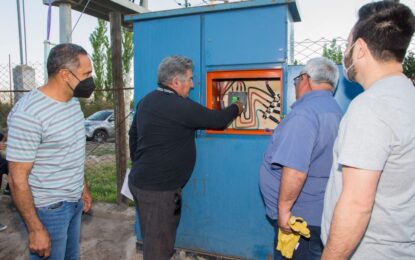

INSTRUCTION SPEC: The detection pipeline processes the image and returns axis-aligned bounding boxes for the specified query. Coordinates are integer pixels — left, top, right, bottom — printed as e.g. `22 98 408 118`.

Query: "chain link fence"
0 62 133 202
293 37 415 65
292 37 348 65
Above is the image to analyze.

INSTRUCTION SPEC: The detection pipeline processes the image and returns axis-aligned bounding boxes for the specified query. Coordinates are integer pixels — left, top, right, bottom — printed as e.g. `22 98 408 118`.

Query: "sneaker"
0 223 7 231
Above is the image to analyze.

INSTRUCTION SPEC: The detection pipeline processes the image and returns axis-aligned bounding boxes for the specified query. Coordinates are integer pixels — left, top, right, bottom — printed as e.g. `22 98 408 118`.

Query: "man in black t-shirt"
128 56 243 260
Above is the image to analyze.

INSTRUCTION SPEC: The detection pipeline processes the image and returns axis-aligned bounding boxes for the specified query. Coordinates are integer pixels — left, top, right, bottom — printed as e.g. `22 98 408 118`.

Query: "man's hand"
28 228 51 258
82 187 92 213
234 101 244 116
278 210 292 234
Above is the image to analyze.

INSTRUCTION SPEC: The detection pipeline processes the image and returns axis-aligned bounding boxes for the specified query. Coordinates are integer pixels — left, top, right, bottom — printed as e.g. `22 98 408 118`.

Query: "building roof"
125 0 301 23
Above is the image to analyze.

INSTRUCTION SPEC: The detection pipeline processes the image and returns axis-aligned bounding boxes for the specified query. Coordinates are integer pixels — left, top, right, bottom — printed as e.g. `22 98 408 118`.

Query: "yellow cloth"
276 216 311 259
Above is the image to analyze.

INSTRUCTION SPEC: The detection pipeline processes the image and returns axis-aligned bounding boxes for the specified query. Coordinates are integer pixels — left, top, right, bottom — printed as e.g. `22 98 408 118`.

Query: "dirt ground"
0 194 142 260
0 193 206 260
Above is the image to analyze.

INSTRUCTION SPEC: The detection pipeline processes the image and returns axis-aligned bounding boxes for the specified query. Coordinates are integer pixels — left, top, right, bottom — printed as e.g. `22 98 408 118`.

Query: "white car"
84 109 132 142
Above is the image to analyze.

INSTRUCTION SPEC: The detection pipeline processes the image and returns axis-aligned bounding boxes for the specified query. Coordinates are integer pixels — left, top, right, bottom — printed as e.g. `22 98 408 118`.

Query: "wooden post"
110 11 128 206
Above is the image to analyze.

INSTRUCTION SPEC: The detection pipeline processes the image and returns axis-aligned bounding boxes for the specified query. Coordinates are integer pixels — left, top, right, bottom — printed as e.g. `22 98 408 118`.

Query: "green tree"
89 19 135 106
322 39 343 65
89 19 108 103
403 51 415 80
102 27 133 102
122 28 133 81
122 28 134 108
104 39 113 101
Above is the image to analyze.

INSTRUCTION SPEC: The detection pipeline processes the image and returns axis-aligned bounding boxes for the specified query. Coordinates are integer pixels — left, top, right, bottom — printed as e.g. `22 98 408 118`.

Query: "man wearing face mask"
6 43 94 259
321 2 415 259
128 56 243 260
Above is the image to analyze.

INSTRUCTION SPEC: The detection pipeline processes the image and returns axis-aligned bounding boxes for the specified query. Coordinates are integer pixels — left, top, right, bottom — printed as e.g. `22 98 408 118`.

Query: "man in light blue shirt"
259 57 342 259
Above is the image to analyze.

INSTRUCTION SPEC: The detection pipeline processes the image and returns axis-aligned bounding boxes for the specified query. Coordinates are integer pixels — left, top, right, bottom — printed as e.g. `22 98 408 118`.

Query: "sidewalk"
0 194 142 260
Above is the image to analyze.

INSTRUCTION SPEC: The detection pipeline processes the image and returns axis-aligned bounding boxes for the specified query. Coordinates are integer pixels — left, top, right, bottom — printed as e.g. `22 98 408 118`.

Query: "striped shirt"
7 89 86 207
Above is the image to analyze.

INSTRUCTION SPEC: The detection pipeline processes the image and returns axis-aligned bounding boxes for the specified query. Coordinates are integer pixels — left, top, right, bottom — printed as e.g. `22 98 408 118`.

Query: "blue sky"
0 0 414 64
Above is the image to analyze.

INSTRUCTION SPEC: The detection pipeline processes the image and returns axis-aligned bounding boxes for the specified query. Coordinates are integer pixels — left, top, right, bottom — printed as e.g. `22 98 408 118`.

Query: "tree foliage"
89 19 134 107
322 39 343 65
122 28 133 77
122 28 134 109
403 51 415 81
104 38 113 101
89 19 108 102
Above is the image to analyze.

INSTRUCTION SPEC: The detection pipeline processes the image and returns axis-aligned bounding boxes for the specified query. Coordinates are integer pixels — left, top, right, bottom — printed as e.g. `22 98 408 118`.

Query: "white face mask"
342 41 358 82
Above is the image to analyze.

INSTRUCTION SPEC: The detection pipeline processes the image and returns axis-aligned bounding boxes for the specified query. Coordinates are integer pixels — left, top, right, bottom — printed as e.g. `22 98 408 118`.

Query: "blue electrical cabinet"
127 1 362 259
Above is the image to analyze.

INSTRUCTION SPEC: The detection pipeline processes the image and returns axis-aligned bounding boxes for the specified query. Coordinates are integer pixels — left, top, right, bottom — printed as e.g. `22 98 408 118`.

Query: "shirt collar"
291 90 333 109
157 84 178 95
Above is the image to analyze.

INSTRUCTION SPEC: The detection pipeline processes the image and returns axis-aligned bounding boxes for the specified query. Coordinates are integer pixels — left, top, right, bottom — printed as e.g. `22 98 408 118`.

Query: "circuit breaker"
207 69 283 135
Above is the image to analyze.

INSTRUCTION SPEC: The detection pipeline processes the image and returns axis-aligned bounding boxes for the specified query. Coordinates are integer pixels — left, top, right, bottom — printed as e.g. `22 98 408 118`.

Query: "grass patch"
90 147 115 157
85 162 134 206
86 163 117 203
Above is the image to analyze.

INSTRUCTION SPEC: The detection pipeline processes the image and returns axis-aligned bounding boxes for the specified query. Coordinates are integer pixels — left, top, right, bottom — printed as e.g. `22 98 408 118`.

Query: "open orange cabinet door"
206 69 283 135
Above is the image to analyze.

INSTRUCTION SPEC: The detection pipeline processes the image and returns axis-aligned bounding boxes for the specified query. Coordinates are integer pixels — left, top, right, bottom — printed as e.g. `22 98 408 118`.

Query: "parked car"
85 109 133 143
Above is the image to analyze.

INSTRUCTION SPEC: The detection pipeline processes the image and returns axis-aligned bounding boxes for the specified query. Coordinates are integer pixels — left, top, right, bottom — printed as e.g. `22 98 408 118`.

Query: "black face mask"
68 71 96 98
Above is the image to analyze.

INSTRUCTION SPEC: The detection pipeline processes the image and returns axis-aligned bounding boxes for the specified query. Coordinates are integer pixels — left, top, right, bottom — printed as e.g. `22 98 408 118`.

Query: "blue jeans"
29 200 83 260
273 220 323 260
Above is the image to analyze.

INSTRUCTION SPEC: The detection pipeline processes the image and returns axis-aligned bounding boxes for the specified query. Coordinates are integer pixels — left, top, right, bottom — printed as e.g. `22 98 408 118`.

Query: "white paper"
121 168 134 200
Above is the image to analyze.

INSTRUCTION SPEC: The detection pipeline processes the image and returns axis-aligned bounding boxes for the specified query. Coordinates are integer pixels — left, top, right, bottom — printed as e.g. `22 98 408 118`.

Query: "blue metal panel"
204 6 287 66
285 65 363 113
132 14 202 242
334 73 363 112
133 15 202 104
177 135 274 258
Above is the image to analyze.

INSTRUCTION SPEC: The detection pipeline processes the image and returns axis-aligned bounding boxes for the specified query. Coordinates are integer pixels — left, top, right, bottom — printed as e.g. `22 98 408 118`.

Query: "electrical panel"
207 69 282 135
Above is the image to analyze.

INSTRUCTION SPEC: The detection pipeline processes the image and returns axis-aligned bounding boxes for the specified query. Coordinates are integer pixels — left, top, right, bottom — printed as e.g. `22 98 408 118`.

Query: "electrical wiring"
215 79 282 132
247 86 274 98
234 109 263 129
239 91 270 123
70 0 93 41
235 95 268 127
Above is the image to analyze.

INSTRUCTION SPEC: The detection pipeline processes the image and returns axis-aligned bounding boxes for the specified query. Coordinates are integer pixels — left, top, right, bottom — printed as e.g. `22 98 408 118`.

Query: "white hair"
302 57 339 88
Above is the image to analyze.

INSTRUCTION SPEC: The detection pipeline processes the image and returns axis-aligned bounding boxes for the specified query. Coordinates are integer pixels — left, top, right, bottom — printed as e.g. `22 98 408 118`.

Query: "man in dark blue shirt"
129 56 243 260
259 57 342 259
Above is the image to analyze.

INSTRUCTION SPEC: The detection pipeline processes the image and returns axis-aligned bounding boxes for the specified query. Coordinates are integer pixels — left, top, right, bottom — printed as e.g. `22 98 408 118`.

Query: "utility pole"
22 0 28 64
16 0 24 65
59 3 72 43
110 12 128 206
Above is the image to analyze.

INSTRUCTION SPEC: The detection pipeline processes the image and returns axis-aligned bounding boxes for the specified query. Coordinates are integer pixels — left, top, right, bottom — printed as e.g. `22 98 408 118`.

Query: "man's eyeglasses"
293 73 308 87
